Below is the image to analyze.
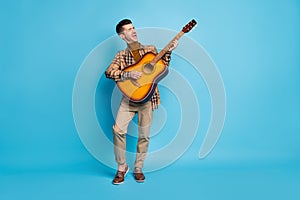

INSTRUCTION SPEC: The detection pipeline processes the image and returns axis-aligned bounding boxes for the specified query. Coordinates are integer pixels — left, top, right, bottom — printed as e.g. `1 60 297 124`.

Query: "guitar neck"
150 31 185 65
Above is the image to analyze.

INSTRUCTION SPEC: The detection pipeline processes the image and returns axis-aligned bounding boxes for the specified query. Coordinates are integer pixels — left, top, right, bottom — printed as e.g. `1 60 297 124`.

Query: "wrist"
121 71 131 80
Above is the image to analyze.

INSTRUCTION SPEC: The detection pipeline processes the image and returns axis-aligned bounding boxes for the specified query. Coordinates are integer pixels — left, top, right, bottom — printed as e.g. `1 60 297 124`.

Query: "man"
105 19 177 184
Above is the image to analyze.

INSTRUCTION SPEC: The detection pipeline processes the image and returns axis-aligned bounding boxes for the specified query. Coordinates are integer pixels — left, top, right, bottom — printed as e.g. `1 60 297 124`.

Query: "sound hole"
143 63 154 74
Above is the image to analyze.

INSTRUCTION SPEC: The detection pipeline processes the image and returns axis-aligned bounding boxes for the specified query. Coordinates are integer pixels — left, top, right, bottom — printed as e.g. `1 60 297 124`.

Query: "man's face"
119 24 138 44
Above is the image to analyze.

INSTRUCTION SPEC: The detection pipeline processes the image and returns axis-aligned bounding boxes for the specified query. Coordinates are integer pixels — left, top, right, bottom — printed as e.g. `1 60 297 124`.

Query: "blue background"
1 0 299 199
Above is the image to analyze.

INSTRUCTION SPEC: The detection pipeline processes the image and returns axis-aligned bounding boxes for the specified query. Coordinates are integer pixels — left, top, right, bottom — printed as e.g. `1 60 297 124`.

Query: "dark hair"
116 19 132 34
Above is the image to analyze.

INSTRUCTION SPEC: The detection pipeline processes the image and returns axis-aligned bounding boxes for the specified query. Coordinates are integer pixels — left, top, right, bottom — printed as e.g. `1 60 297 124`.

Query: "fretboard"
150 31 185 65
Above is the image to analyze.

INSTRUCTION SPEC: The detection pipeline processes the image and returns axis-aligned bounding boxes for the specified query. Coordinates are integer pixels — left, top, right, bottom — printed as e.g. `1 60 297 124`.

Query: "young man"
105 19 177 184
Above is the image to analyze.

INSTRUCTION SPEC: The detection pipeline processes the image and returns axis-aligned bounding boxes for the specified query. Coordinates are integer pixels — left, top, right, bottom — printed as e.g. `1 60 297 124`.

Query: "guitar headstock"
182 19 197 33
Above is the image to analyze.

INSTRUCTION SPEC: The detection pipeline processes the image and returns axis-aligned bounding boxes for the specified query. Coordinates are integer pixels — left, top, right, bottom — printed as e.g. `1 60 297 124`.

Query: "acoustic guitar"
117 19 197 103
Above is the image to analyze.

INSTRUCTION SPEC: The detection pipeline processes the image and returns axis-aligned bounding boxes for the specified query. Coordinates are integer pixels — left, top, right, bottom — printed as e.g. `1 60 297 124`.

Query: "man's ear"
119 33 125 40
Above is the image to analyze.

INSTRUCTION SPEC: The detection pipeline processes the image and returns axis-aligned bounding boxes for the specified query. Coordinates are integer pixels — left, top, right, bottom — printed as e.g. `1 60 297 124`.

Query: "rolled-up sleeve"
105 52 125 81
162 51 171 66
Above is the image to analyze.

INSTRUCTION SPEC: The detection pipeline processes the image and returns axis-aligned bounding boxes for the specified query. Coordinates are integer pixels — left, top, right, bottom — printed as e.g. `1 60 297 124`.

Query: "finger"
136 74 142 79
132 72 142 80
137 71 142 76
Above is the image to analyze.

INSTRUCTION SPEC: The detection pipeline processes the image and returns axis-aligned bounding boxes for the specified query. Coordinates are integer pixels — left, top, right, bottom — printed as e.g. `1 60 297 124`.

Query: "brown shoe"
134 172 145 183
112 165 129 185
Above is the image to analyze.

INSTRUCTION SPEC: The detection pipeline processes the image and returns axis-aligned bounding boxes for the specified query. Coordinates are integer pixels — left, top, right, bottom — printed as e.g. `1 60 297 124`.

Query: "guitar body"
117 52 168 103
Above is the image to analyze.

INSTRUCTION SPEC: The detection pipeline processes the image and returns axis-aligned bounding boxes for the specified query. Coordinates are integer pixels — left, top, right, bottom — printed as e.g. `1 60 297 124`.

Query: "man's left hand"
168 40 178 51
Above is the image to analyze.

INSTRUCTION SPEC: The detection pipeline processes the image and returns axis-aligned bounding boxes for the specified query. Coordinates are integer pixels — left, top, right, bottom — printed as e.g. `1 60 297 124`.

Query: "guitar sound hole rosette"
142 63 155 74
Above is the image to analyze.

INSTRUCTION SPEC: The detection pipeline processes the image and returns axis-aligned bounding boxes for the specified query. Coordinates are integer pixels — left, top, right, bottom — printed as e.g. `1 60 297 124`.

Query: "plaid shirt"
105 44 171 109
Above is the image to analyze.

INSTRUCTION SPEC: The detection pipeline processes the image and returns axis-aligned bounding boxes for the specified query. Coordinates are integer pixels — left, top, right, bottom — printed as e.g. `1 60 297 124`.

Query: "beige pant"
113 97 153 169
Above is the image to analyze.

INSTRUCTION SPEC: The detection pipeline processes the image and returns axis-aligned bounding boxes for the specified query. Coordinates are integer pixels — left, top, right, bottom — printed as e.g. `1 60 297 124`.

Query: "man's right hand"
130 71 142 80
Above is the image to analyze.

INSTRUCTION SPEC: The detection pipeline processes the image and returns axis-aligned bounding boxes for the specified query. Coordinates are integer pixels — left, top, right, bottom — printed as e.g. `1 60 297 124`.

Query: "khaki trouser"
113 97 153 169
